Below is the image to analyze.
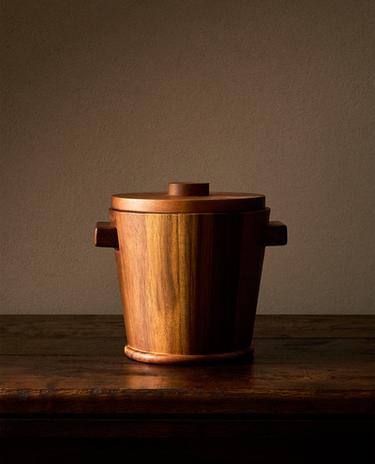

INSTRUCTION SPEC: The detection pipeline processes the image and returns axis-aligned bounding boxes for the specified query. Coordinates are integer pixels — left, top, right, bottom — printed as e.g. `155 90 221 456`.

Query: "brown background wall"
1 0 374 314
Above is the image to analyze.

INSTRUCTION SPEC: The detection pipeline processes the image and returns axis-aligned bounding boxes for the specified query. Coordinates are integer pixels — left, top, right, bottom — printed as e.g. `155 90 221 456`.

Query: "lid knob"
168 182 210 196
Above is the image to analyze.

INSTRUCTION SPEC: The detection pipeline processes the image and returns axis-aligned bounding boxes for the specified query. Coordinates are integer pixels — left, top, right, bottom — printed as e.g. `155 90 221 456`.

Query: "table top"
0 315 374 417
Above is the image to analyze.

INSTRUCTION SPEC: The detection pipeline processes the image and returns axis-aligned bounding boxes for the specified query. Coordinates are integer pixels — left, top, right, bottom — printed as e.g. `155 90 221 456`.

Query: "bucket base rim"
124 345 254 365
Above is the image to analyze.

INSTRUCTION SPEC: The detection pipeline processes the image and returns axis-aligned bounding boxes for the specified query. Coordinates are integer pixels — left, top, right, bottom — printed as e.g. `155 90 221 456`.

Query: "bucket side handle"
265 221 288 246
94 222 119 248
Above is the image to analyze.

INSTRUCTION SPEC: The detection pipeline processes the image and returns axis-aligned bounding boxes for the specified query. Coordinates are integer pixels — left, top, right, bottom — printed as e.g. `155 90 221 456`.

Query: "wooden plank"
0 356 373 415
0 334 373 359
1 353 372 392
0 315 374 345
254 315 375 338
0 315 124 341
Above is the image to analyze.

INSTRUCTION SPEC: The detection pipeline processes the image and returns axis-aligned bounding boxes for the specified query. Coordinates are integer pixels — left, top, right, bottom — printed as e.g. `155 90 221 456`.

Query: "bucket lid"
112 182 265 213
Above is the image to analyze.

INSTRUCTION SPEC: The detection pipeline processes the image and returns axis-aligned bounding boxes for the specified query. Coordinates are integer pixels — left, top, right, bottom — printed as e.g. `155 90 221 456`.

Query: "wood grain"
0 316 374 417
112 209 270 362
0 315 374 463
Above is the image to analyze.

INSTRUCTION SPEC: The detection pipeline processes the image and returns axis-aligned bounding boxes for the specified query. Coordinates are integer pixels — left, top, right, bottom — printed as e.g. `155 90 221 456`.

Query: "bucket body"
94 182 287 364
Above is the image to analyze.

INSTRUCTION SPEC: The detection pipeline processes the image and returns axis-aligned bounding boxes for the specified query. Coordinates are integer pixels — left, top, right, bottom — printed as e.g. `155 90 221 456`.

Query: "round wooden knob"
168 182 210 196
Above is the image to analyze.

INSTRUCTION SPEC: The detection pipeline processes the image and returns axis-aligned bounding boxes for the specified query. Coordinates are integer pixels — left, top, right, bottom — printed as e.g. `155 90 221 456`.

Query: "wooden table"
0 315 374 463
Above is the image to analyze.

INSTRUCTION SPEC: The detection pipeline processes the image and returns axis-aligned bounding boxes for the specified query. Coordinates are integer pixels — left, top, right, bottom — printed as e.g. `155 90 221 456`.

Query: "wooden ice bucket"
94 182 287 364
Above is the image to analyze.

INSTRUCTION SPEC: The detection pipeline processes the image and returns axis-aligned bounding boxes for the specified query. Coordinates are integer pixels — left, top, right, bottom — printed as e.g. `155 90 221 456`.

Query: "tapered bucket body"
95 182 287 364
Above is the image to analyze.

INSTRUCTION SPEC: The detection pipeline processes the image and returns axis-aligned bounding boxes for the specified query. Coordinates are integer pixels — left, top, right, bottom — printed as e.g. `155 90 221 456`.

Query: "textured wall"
1 0 374 314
